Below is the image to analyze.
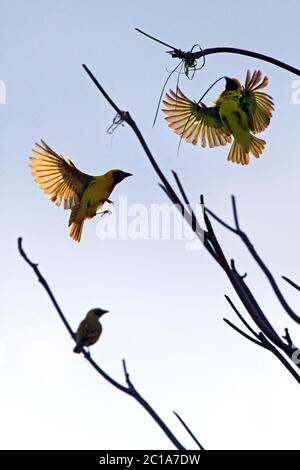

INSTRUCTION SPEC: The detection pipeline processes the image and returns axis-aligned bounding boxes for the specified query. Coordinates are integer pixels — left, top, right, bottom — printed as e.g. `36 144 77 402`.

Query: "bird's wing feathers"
30 140 93 209
76 317 102 345
240 70 274 134
162 88 231 147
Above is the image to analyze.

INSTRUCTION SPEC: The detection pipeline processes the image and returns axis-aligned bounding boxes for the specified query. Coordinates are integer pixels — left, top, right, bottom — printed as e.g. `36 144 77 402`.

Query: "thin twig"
229 259 283 346
224 295 261 340
135 28 177 51
283 328 293 347
223 318 263 347
282 276 300 292
206 208 237 235
173 411 205 450
231 196 240 231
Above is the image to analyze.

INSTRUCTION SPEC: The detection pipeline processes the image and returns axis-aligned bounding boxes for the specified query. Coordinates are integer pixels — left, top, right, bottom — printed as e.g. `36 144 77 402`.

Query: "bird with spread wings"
30 141 132 242
162 70 274 165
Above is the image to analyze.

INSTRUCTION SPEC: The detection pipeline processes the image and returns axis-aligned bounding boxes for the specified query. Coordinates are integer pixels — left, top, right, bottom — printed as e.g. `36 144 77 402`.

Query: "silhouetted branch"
224 295 260 340
229 259 283 345
223 318 263 347
173 411 205 450
18 237 187 450
207 197 300 324
135 28 300 77
258 333 300 384
82 66 300 385
224 297 300 384
18 237 76 341
282 276 300 292
283 328 293 347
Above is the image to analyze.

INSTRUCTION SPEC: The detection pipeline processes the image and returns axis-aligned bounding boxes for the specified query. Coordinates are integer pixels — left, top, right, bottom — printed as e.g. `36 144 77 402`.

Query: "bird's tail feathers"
227 135 266 165
69 221 84 243
69 205 85 242
249 134 266 158
227 141 250 165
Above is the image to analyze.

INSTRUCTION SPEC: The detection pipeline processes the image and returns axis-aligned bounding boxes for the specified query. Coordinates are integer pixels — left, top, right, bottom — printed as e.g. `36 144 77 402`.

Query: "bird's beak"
102 310 109 315
122 172 132 179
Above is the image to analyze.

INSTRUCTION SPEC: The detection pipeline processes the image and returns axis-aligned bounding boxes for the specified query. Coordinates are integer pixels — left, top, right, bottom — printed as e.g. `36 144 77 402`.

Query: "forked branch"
207 196 300 324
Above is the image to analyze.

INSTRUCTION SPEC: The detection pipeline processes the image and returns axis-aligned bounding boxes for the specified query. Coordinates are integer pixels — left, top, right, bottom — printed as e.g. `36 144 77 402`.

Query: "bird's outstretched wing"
30 140 92 209
240 70 274 134
162 88 231 148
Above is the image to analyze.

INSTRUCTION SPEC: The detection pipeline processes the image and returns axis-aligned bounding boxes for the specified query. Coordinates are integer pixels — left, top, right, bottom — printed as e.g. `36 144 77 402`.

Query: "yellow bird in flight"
73 308 108 353
30 141 132 242
162 70 274 165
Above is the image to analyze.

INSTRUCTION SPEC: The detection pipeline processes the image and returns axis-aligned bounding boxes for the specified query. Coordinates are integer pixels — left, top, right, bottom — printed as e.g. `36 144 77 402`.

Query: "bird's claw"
100 210 112 217
100 198 114 205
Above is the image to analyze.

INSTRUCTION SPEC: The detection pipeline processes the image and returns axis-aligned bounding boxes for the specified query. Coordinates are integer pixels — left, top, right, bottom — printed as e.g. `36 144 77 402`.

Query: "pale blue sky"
1 0 300 450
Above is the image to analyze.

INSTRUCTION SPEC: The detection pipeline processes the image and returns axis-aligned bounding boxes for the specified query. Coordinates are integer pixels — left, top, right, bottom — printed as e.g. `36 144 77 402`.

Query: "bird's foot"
99 210 112 217
100 198 114 205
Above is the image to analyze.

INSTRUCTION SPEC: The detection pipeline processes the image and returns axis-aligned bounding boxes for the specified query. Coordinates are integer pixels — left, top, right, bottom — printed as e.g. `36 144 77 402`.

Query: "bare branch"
224 320 300 384
231 196 240 231
224 318 263 346
206 208 237 235
81 66 300 384
258 334 300 384
282 276 300 292
173 411 205 450
283 328 293 347
18 237 76 342
122 358 134 389
224 295 261 340
171 170 190 206
135 28 300 77
224 296 300 384
18 237 186 450
207 201 300 324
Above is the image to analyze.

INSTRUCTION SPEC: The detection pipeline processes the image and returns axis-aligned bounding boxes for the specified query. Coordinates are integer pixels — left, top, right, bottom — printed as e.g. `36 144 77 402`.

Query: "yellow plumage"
30 140 132 242
73 308 108 353
162 70 274 165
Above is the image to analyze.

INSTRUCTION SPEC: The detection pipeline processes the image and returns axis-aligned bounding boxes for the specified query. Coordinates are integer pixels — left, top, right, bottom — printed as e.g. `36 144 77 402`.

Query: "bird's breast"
219 100 248 131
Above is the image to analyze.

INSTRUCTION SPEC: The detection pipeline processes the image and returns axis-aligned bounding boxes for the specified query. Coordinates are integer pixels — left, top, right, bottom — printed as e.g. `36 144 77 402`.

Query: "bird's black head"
112 170 133 185
91 308 109 319
224 77 240 91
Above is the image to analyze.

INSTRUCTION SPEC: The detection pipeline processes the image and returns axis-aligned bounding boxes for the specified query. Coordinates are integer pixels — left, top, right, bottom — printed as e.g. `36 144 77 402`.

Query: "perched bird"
73 308 108 353
162 70 274 165
30 140 132 242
